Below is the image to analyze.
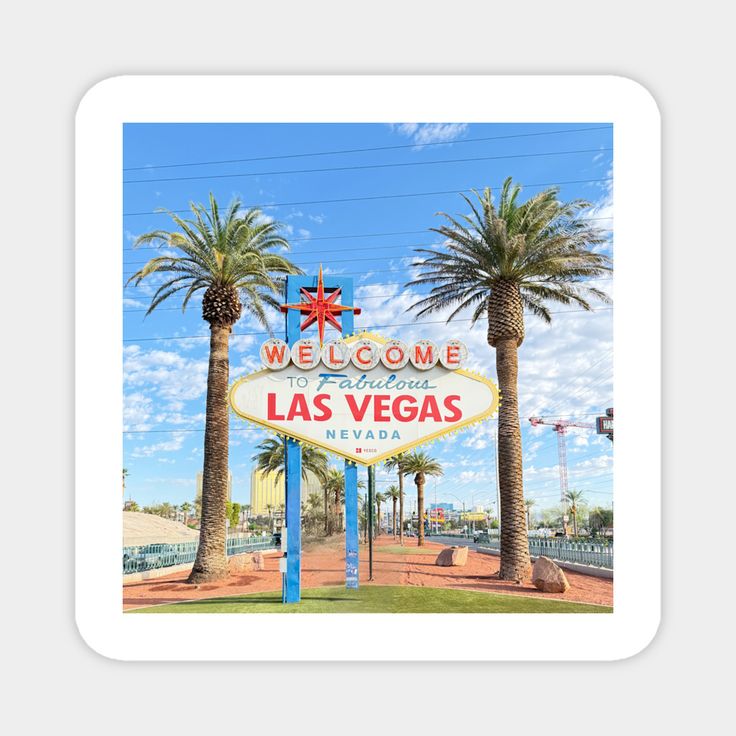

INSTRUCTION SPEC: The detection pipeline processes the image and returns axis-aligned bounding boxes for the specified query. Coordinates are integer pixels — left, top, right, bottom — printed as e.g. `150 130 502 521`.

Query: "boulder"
229 553 254 573
435 545 469 567
532 556 570 593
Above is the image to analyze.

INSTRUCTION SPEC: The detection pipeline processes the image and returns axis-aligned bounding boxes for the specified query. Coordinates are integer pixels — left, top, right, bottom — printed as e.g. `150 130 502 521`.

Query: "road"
426 534 488 551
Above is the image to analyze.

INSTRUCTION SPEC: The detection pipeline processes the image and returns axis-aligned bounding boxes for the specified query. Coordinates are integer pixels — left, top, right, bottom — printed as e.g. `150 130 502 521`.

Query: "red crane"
528 417 595 502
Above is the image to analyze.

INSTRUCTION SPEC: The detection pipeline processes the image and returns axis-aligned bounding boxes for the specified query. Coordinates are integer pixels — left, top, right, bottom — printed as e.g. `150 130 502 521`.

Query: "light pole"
447 493 466 537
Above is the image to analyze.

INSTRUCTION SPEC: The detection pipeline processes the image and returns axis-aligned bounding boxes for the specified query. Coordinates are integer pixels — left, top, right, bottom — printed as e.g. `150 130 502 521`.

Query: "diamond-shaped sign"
229 332 499 466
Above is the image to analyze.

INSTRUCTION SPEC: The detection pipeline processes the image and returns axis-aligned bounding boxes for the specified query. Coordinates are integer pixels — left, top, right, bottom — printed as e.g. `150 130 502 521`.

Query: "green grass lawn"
129 585 612 614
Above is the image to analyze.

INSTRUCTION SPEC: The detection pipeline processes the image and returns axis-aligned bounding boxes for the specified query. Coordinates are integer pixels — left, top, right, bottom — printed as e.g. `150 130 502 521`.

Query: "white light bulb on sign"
409 340 439 371
291 338 320 370
260 338 291 370
380 339 410 370
439 339 468 370
350 339 380 370
321 339 351 370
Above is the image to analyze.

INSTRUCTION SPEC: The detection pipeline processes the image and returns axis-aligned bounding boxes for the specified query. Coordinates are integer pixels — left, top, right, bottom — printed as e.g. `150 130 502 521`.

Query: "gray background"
2 0 730 731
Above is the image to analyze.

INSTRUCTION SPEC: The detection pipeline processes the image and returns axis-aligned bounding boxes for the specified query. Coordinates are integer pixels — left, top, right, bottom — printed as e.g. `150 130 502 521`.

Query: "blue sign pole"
340 278 359 589
284 276 303 603
282 272 360 601
344 461 359 588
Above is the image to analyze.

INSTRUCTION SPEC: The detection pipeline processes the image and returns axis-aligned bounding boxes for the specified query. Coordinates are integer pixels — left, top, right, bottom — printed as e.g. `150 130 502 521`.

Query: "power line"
123 125 613 171
527 348 614 417
123 241 615 274
122 216 614 266
122 278 613 312
123 147 612 185
122 177 613 217
123 213 613 253
541 366 614 418
122 307 613 342
123 288 438 313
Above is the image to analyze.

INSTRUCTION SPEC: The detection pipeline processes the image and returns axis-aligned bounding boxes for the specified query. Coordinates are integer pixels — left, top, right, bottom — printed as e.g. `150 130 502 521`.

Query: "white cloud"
391 123 469 147
131 431 187 458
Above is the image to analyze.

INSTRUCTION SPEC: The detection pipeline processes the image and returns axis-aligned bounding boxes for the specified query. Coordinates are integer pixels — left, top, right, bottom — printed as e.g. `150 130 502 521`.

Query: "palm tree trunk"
324 488 329 535
495 337 532 581
188 324 231 583
398 473 404 545
417 476 425 547
392 498 397 537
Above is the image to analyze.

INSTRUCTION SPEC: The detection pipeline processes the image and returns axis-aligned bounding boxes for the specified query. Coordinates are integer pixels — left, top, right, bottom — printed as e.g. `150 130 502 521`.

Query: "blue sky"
123 122 613 517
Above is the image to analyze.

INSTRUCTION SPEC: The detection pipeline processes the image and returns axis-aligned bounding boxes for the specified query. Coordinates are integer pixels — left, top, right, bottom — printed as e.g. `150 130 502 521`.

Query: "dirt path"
123 536 613 610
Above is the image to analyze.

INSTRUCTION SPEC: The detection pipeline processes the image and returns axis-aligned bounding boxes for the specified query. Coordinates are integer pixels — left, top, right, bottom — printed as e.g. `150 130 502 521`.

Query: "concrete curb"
475 546 613 579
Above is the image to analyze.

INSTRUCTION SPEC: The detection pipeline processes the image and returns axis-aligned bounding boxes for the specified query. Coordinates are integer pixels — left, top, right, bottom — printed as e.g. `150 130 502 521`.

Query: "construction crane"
528 417 595 503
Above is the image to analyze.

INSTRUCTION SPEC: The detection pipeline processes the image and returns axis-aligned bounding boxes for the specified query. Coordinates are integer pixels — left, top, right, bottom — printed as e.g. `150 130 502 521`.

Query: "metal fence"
477 538 613 569
123 534 278 575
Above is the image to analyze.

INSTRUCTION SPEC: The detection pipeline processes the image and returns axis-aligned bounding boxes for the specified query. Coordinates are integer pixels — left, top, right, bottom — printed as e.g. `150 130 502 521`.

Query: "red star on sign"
280 265 361 345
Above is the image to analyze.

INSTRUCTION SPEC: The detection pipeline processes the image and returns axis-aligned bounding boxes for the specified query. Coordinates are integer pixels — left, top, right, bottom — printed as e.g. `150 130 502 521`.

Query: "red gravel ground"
123 536 613 610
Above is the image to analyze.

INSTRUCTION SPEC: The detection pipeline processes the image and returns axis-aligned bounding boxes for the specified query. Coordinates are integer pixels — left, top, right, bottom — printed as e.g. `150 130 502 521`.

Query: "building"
249 467 323 516
430 502 454 512
196 471 232 504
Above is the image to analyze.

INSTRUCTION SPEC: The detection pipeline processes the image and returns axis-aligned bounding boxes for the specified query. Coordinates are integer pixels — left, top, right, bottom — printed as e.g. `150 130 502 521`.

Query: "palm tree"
563 489 586 537
385 453 408 545
180 501 192 527
321 467 365 534
374 492 386 536
252 436 329 484
385 485 401 536
159 502 176 521
322 468 344 534
128 194 300 583
406 178 610 579
524 498 536 530
122 468 129 499
401 450 443 547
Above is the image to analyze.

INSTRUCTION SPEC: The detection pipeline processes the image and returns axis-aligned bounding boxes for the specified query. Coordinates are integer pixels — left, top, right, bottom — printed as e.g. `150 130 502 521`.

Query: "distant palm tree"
401 451 443 547
128 194 300 583
563 489 586 537
252 436 329 484
385 453 408 545
385 485 401 536
374 492 386 536
406 178 610 579
122 468 129 499
159 502 176 521
524 498 536 530
322 467 365 534
252 436 329 532
180 501 192 527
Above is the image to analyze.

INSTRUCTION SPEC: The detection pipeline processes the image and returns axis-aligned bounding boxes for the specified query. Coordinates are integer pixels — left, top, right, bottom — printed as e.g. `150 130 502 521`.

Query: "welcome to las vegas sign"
229 332 500 466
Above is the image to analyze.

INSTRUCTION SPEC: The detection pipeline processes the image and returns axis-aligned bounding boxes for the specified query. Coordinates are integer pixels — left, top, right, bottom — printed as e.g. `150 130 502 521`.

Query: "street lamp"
447 493 466 537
